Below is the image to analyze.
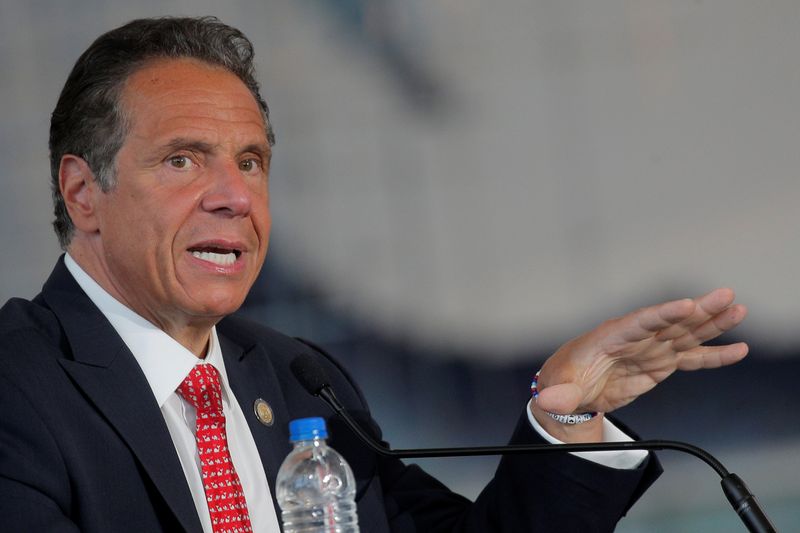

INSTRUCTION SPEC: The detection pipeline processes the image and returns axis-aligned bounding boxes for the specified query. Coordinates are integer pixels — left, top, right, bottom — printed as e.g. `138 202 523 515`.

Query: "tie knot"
178 363 223 414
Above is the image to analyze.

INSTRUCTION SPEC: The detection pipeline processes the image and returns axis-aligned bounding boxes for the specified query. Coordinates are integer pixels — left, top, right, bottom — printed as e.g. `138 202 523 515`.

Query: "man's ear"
59 154 102 233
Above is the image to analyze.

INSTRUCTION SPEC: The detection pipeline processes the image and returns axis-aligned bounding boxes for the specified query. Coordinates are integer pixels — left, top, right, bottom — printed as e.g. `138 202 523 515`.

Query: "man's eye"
168 155 192 169
239 159 259 172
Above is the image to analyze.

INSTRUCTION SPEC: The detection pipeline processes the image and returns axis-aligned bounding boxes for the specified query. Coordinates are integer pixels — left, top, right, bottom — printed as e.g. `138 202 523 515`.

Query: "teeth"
191 250 237 266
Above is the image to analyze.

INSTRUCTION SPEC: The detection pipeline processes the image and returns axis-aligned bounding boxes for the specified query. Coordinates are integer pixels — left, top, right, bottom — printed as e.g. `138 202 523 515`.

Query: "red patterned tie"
178 364 253 533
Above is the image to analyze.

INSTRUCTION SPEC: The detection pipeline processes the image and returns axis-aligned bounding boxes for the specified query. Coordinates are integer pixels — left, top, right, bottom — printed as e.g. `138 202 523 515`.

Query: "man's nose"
200 161 254 216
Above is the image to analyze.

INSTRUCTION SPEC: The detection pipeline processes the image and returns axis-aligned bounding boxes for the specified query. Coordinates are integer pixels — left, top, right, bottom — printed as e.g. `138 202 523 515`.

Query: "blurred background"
2 0 799 530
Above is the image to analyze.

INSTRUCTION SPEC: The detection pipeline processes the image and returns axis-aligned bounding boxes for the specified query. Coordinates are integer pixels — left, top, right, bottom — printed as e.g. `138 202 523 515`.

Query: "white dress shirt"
64 253 646 532
65 254 281 533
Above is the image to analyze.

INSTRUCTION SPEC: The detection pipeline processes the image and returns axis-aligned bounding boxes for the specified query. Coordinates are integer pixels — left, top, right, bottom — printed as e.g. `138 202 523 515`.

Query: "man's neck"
64 250 215 357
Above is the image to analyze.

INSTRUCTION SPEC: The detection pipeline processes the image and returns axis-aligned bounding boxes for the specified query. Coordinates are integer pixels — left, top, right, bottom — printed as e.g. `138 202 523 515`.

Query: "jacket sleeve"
370 411 661 533
302 339 663 532
0 371 81 532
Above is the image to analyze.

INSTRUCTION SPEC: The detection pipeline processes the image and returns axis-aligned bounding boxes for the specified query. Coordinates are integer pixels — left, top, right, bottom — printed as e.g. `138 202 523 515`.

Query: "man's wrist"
529 399 604 442
530 370 598 425
527 399 648 469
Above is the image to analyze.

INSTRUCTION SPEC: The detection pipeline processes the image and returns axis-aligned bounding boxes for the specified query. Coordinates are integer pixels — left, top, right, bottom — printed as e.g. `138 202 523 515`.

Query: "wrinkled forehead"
118 57 269 136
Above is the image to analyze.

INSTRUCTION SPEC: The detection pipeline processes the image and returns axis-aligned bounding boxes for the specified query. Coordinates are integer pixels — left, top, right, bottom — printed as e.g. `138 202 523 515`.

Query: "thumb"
535 382 584 414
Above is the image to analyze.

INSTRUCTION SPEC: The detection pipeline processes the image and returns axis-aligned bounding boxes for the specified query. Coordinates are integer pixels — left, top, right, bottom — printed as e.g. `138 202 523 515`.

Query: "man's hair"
49 16 275 249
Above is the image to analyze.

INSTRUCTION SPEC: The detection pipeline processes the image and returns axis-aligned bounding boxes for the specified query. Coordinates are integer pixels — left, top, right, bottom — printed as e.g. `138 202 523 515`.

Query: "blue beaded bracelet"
530 370 598 425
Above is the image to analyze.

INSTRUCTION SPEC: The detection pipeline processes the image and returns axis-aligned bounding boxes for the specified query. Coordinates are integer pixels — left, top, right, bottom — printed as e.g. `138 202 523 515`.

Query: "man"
0 16 748 533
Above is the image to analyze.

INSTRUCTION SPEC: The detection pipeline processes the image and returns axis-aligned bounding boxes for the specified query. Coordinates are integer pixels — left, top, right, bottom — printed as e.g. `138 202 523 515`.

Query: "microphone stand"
316 385 777 533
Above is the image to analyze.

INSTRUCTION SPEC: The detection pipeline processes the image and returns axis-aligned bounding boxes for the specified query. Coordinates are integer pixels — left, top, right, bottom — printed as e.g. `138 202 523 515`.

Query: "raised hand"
533 288 748 434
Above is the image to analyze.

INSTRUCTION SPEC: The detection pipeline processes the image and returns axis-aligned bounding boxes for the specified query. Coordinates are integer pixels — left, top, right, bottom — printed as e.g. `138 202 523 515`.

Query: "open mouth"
188 246 242 267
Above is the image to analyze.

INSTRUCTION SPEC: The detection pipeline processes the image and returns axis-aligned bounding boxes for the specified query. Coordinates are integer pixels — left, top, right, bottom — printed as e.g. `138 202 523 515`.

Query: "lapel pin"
253 398 274 426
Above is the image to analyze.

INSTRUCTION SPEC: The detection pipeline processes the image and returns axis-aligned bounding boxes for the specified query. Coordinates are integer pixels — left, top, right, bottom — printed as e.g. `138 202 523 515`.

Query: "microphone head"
290 352 331 396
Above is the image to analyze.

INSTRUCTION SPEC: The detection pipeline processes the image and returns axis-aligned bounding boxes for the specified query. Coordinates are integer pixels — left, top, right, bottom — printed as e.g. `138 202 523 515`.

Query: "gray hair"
49 16 275 249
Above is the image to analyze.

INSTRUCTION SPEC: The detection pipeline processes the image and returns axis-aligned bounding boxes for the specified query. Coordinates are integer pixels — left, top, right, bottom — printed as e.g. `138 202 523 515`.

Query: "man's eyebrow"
159 139 271 160
160 138 216 154
241 143 273 161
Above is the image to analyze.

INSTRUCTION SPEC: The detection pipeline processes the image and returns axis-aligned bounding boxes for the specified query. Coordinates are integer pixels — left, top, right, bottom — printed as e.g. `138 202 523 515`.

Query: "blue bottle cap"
289 417 329 441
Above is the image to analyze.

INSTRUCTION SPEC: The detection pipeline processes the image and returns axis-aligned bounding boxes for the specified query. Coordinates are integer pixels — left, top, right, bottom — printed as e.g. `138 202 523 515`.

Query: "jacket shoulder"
0 296 63 355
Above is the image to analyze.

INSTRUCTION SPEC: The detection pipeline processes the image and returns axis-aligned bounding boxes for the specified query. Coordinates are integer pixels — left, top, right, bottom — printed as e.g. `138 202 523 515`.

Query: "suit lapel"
219 334 292 513
42 258 203 533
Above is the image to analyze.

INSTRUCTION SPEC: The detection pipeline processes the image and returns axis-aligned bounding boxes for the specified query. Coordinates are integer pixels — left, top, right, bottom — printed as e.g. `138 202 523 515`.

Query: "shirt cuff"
526 399 648 470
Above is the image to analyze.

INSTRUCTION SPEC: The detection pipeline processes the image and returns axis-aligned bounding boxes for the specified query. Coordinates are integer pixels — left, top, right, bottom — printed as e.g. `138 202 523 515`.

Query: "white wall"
1 3 798 528
4 1 799 358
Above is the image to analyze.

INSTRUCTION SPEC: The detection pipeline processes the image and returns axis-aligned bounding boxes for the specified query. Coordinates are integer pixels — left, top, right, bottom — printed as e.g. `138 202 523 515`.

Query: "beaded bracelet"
530 370 598 425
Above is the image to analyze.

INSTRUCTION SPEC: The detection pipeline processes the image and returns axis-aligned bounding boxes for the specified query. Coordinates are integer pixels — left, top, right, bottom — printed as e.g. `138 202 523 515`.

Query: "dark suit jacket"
0 258 661 532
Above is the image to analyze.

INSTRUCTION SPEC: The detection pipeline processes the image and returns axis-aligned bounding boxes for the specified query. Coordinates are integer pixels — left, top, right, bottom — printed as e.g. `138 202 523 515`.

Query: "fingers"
670 303 748 352
610 298 695 344
637 298 697 332
654 288 737 342
591 288 738 347
676 342 749 371
695 287 737 313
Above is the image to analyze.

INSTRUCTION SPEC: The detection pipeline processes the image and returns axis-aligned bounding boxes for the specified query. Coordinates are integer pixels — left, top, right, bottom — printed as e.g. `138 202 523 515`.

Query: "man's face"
86 58 271 336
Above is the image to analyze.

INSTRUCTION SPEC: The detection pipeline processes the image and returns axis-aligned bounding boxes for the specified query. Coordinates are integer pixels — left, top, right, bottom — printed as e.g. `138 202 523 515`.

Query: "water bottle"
276 417 360 533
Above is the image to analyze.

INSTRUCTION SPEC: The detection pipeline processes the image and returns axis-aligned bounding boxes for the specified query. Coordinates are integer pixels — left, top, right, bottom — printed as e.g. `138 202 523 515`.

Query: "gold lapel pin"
253 398 274 426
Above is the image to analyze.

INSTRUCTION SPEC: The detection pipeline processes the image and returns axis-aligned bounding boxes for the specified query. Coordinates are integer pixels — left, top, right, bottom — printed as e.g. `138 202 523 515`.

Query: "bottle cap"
289 417 329 441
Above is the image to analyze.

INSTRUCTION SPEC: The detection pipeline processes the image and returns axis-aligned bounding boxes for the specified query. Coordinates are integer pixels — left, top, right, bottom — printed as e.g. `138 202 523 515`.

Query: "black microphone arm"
290 353 778 533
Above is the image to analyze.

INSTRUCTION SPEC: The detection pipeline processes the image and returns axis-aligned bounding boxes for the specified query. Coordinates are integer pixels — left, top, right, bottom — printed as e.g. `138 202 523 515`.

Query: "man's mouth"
188 246 242 267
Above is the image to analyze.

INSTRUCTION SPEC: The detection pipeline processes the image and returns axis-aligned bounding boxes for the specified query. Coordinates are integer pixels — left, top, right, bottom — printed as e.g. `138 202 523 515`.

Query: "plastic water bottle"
276 417 360 533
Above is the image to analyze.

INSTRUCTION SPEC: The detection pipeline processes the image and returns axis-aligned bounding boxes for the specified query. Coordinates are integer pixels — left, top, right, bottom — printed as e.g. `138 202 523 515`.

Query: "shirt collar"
64 253 234 408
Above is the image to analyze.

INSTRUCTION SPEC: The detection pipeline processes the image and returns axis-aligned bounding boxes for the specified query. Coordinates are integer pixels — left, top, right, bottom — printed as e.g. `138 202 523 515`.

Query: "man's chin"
185 292 248 321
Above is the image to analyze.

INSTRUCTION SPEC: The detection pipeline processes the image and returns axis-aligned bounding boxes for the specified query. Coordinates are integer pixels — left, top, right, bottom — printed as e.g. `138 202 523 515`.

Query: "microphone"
290 352 777 533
